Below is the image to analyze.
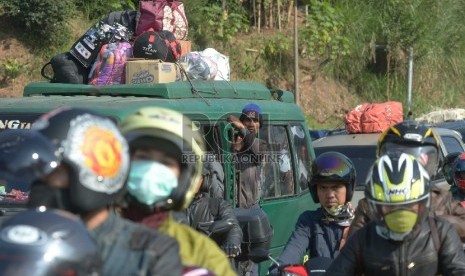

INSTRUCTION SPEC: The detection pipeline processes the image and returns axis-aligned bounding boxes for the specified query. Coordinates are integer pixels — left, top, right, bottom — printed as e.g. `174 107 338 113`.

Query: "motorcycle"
248 248 332 276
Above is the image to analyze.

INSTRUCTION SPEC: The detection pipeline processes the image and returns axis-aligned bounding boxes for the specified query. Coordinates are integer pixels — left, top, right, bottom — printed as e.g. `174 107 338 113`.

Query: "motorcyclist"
450 152 465 202
186 159 243 258
0 208 101 276
348 120 465 242
117 107 237 276
268 151 356 275
327 152 465 275
0 108 183 276
442 151 461 188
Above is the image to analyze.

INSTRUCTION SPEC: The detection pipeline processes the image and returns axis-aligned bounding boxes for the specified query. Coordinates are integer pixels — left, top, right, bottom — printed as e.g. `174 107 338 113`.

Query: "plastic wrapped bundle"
180 52 217 80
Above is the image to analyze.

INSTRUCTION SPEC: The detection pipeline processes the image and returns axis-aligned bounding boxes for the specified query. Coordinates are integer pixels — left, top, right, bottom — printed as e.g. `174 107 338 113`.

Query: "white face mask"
127 160 178 206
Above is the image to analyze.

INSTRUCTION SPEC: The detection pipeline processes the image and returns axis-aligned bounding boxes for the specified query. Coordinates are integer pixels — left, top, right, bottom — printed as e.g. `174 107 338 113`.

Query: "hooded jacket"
144 212 237 276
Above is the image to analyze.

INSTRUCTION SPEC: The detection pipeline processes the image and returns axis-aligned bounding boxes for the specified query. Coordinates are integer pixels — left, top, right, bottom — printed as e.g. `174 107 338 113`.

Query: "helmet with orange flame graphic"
30 107 130 213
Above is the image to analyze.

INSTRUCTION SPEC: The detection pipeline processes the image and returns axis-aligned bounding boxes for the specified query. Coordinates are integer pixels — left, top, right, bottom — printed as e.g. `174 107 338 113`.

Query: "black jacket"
349 185 465 242
186 193 243 247
327 217 465 276
91 210 183 276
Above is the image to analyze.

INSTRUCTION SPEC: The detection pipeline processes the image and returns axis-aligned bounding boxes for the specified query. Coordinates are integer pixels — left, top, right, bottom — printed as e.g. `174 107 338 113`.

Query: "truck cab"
0 80 316 275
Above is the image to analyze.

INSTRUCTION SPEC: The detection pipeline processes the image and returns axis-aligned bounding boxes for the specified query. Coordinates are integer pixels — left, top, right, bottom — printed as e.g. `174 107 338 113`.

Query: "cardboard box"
126 59 179 84
178 40 191 56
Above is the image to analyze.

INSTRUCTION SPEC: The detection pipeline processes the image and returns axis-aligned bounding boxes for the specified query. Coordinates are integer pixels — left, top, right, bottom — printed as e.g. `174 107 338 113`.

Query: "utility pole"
294 0 300 106
407 47 413 120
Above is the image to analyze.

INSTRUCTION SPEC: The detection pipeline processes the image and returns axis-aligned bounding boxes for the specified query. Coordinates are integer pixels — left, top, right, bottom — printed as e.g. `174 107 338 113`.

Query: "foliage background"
1 0 465 129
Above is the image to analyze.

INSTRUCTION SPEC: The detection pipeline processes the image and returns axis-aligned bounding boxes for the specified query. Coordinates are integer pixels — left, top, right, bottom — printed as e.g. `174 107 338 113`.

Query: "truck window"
260 125 295 199
291 124 311 194
201 124 223 157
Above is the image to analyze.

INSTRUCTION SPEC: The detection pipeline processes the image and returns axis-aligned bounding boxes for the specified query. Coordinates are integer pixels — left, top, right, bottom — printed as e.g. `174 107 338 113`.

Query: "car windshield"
314 146 376 190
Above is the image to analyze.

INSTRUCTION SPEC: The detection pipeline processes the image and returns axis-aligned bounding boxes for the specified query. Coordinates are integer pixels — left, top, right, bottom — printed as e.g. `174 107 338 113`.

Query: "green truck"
0 80 317 275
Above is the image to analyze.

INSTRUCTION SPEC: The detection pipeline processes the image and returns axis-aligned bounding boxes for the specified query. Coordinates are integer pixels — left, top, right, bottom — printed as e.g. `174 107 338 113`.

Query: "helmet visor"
0 130 60 203
0 253 78 276
312 153 353 184
379 143 438 177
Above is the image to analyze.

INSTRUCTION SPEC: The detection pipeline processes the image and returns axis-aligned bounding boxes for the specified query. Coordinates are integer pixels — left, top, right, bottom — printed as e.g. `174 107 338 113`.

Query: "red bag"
345 103 370 133
135 0 188 40
345 102 403 133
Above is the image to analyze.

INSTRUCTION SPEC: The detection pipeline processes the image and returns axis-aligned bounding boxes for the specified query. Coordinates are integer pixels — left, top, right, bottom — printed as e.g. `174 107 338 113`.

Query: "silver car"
312 128 465 208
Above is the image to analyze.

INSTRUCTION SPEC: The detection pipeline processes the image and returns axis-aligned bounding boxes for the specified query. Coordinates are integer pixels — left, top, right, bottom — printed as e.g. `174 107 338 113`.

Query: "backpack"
70 21 133 68
133 30 181 62
103 10 138 34
88 42 133 86
40 52 89 84
135 0 188 40
201 156 225 199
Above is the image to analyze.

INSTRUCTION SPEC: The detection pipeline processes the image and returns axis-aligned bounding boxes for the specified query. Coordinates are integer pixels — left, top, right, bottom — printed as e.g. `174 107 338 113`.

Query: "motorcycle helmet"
309 151 356 203
453 152 465 191
377 120 440 178
366 152 431 241
0 208 101 276
443 151 461 185
31 107 130 213
119 107 205 211
0 129 59 194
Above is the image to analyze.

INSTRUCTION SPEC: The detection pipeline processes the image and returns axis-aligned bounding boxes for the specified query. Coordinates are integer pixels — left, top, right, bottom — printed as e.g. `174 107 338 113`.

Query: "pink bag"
135 0 188 40
88 42 133 86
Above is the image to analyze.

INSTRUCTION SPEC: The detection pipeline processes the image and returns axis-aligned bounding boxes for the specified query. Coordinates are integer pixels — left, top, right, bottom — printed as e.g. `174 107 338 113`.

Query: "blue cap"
241 103 262 120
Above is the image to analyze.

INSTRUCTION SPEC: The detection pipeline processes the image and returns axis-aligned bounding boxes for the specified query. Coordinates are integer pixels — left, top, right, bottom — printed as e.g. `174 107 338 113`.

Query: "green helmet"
120 107 205 211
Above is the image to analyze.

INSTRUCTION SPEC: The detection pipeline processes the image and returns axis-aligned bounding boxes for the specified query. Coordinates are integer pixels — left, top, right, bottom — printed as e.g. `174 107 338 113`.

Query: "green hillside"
1 0 465 129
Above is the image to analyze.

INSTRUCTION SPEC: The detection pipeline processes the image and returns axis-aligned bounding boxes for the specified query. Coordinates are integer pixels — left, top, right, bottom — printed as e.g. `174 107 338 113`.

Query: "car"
429 120 465 144
312 127 465 207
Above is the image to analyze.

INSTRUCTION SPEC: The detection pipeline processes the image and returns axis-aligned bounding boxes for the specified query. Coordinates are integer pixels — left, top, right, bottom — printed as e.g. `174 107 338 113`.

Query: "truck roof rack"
24 81 294 102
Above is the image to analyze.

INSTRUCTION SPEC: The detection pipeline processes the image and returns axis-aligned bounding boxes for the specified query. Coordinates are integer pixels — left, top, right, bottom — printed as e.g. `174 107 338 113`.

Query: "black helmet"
0 129 59 197
309 152 356 203
377 120 440 178
0 208 101 276
31 107 130 214
442 152 461 185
